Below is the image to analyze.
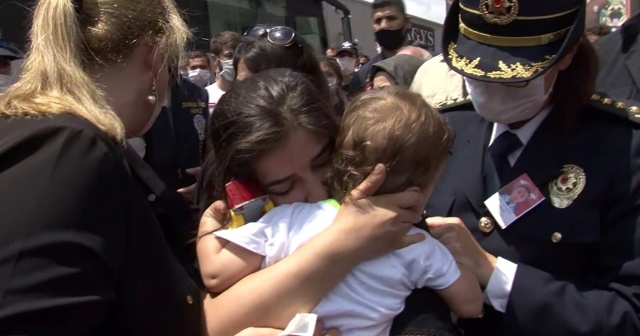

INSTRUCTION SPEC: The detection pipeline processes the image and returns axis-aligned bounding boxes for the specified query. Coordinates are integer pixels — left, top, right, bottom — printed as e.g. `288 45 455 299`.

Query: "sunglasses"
243 25 297 47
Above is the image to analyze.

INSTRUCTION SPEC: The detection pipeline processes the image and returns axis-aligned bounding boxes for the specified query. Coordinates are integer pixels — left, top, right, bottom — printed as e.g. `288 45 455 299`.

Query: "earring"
147 82 157 105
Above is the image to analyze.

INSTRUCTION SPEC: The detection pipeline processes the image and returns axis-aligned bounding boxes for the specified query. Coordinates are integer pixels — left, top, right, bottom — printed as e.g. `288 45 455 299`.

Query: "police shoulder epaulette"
590 93 640 125
435 95 472 112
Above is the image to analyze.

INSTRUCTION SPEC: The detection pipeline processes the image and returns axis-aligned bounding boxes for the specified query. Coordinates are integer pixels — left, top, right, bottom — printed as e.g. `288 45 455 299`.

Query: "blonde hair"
330 86 454 200
0 0 190 141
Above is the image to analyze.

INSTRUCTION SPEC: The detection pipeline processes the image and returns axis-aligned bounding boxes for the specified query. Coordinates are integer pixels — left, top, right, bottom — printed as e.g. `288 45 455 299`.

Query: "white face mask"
336 57 356 76
219 59 236 82
465 74 555 125
0 74 16 93
188 69 210 87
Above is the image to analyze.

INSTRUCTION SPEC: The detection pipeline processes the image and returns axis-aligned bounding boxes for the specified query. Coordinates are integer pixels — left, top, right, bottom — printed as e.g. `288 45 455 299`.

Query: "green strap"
325 198 341 209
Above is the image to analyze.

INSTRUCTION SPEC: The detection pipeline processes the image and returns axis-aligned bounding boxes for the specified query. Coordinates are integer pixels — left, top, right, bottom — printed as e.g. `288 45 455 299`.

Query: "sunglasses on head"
243 25 297 47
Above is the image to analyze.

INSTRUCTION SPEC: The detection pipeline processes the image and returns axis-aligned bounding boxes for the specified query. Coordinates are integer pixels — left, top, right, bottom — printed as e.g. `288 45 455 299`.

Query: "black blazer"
0 114 202 335
596 13 640 101
419 94 640 335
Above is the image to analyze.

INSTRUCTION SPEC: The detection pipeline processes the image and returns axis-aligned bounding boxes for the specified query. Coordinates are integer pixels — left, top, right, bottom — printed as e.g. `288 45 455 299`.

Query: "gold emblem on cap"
480 0 519 25
548 164 586 209
478 216 495 233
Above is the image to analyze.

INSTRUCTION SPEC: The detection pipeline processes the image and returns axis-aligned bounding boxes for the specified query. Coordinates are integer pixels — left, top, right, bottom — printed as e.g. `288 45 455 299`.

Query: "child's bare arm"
202 236 265 294
435 263 484 318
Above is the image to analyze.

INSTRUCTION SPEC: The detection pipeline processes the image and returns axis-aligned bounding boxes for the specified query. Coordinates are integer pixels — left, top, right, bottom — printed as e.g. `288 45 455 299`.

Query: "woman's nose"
305 174 329 203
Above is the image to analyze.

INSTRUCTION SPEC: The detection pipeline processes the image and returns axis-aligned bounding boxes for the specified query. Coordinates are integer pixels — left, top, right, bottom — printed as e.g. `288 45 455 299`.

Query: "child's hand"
427 217 497 287
198 200 230 237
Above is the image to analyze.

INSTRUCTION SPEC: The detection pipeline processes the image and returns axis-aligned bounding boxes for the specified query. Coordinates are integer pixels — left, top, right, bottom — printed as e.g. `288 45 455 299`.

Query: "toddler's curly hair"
330 86 454 200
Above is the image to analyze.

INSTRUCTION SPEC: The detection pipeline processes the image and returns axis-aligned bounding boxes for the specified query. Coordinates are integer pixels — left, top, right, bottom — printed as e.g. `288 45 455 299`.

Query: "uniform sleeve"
0 123 130 335
411 231 461 290
503 129 640 335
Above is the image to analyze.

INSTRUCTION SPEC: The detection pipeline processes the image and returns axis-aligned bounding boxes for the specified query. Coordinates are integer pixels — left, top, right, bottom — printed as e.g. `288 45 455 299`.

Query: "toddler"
208 87 483 335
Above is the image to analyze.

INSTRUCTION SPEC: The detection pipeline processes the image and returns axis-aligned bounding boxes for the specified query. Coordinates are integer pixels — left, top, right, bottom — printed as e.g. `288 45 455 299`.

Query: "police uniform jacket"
0 114 203 335
596 12 640 101
422 94 640 335
145 76 209 192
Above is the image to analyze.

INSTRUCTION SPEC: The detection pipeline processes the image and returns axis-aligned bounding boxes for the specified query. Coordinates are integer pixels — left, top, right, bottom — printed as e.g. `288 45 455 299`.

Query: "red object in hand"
225 179 274 228
225 179 265 209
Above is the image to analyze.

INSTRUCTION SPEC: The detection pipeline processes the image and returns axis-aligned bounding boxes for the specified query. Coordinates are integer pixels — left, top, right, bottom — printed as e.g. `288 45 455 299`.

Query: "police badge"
193 114 206 142
548 164 586 209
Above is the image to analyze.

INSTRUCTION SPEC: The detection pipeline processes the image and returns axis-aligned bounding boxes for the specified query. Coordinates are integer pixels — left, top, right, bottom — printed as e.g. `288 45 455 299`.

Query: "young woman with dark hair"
197 68 431 336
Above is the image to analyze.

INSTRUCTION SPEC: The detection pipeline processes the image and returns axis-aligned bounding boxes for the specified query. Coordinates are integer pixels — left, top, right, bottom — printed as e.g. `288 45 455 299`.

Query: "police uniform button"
186 295 194 304
478 217 495 233
147 194 157 202
551 232 562 243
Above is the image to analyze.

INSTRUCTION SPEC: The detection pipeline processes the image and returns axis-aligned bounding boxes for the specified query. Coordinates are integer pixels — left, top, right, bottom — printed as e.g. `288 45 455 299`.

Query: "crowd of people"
0 0 639 335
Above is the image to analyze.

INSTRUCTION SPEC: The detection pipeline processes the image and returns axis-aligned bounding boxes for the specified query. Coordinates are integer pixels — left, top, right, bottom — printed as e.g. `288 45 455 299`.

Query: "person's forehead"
336 50 355 58
189 57 208 64
373 6 403 19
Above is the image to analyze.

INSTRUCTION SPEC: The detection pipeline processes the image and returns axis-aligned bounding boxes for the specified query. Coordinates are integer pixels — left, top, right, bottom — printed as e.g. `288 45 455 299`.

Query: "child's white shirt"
214 200 460 336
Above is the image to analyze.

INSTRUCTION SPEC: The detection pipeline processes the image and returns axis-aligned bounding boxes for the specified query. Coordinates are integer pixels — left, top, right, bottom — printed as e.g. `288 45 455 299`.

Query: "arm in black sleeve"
0 121 131 335
503 128 640 335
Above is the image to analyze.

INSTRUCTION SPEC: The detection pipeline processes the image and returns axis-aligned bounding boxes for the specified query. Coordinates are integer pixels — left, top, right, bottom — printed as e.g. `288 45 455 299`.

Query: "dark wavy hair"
199 68 338 211
233 35 330 102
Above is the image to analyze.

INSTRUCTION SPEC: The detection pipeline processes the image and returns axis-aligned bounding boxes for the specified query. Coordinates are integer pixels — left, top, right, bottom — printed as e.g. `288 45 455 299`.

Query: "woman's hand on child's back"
329 164 426 262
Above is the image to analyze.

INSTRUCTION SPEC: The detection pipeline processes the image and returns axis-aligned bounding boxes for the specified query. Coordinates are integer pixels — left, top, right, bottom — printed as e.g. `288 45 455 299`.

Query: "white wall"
323 0 444 57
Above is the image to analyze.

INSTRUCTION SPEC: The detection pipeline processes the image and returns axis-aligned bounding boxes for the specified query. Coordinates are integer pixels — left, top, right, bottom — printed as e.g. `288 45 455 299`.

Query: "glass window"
206 0 286 36
294 16 326 56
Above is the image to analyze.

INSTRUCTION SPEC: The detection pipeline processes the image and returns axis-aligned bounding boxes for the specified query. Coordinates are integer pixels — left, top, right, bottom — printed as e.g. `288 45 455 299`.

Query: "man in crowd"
335 41 359 91
144 68 209 204
348 0 410 94
186 51 212 88
205 31 242 114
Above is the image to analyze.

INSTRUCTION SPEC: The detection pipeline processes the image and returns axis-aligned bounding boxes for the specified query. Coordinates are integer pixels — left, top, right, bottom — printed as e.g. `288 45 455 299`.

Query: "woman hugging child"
206 85 483 335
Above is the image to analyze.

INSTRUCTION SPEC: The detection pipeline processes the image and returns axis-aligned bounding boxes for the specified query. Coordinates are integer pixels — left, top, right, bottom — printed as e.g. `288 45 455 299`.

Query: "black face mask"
374 27 406 51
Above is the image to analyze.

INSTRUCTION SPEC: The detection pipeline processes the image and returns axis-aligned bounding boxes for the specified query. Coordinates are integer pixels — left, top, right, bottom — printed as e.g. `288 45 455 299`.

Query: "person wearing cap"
0 37 23 93
347 0 411 95
398 0 640 335
335 41 359 91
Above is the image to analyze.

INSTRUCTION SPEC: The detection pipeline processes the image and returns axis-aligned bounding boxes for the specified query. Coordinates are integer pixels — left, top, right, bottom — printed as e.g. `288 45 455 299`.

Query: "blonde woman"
0 0 204 334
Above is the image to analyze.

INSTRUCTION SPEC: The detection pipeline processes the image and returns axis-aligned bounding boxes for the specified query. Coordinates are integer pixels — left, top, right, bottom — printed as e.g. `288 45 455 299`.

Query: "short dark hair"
203 68 338 208
371 0 406 15
210 31 242 57
233 36 330 102
188 51 210 65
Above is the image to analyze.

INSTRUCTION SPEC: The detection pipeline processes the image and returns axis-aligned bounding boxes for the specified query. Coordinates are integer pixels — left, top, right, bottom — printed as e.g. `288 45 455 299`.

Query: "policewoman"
423 0 640 335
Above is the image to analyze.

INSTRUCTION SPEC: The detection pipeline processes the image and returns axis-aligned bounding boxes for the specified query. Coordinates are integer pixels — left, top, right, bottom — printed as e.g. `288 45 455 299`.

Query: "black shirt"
0 114 202 335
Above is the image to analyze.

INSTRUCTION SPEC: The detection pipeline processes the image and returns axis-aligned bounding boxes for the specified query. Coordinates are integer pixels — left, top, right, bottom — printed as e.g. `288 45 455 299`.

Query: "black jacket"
596 13 640 101
0 114 202 335
404 93 640 335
